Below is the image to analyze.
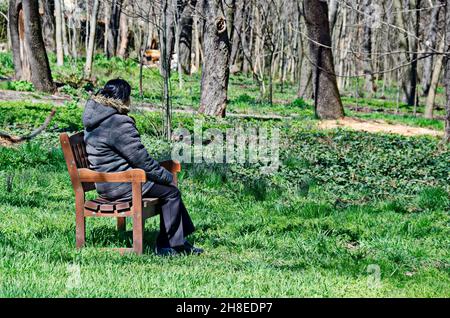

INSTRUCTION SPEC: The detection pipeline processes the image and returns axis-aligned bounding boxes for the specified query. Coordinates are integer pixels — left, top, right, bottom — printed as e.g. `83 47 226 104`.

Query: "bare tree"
362 0 375 96
422 4 441 96
178 0 196 74
198 0 231 117
444 0 450 142
117 0 130 58
41 0 56 51
425 36 445 118
55 0 64 65
303 0 344 119
84 0 100 78
9 0 55 92
106 0 123 58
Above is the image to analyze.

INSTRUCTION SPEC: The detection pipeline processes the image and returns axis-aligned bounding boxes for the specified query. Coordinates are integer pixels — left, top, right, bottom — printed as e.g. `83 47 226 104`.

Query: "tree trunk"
394 0 411 104
425 36 445 119
229 0 244 70
41 0 55 50
54 0 64 65
328 0 338 35
107 0 122 58
10 0 55 92
104 1 110 55
69 0 79 59
9 0 24 79
161 0 172 140
303 0 344 119
192 9 200 72
444 0 450 142
362 0 375 97
396 0 420 106
198 0 231 117
84 0 100 78
178 0 196 74
60 0 69 57
422 4 441 96
408 0 420 106
158 0 178 77
116 0 129 58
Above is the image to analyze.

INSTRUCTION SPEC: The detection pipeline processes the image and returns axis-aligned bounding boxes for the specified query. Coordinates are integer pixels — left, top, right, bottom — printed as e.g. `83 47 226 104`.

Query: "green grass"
0 53 449 297
0 104 449 297
341 96 446 117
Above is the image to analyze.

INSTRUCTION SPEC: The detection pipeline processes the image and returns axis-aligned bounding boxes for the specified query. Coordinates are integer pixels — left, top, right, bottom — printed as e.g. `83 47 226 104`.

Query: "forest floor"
0 89 443 137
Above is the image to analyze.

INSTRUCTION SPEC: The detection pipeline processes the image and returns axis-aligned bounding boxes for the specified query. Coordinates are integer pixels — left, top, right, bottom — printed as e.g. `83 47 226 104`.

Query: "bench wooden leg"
132 182 144 255
75 194 85 249
133 210 144 255
75 217 85 248
117 217 126 232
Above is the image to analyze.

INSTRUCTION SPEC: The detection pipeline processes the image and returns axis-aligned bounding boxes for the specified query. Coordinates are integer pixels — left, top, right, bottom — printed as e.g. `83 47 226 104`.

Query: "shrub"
7 81 35 92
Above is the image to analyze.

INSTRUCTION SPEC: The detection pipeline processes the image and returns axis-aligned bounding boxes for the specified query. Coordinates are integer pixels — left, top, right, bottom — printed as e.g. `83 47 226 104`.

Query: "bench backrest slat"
60 132 96 193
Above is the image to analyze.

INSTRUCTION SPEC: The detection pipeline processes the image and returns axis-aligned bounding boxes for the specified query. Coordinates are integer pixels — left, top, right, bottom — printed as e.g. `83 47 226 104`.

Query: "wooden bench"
60 132 180 255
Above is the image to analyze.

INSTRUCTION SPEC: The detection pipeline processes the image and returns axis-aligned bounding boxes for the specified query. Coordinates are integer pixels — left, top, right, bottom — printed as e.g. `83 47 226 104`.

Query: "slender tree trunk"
178 0 196 74
444 0 450 142
198 0 231 117
408 0 420 106
394 0 413 104
304 0 344 119
425 37 445 119
84 0 88 53
228 0 243 71
363 0 375 97
69 0 79 59
280 23 286 94
161 0 172 140
193 10 201 73
55 0 64 65
84 0 100 78
9 0 23 79
61 0 69 57
225 0 235 41
422 4 441 96
42 0 55 50
117 0 129 58
328 0 338 35
107 0 122 58
104 1 110 55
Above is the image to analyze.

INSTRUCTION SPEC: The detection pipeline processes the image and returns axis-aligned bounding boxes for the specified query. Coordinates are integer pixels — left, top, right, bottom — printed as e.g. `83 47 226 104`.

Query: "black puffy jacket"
82 99 173 200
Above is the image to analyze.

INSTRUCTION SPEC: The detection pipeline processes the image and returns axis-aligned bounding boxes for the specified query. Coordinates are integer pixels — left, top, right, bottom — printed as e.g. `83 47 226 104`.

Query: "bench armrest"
159 160 181 174
77 161 180 184
159 160 181 185
78 168 147 183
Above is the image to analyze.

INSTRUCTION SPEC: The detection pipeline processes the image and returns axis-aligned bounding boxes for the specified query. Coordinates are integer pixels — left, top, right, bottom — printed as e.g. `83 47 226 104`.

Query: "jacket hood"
82 99 118 129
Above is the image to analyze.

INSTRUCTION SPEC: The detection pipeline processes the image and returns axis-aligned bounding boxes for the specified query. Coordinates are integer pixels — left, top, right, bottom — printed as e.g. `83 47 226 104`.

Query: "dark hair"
98 78 131 103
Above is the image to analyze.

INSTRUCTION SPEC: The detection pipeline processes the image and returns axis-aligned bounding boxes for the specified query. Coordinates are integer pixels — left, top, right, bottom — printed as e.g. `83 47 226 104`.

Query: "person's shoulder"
105 114 137 140
107 113 135 125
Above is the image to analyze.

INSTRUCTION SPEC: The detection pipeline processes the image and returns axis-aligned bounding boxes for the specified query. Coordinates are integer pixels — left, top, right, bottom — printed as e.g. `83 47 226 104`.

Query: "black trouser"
144 183 195 248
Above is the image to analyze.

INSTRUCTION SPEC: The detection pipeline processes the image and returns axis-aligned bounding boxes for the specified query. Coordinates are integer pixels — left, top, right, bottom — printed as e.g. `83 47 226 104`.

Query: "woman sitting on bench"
82 78 203 256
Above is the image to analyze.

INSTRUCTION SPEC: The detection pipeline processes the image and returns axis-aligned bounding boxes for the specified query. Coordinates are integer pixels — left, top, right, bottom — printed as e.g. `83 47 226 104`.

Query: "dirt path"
0 89 71 105
318 117 443 137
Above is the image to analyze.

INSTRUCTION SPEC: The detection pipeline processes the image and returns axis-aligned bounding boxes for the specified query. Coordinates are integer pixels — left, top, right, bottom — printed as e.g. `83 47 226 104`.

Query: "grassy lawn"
0 102 449 297
0 53 449 297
